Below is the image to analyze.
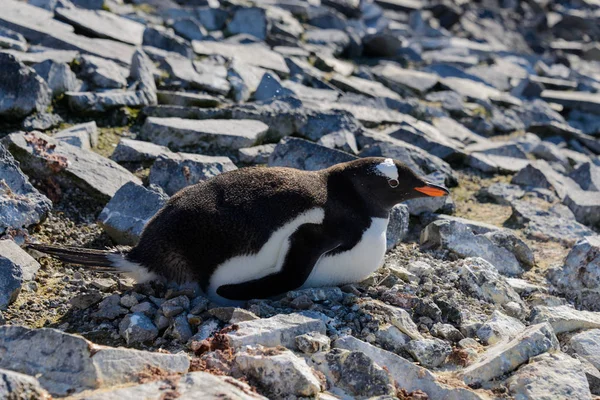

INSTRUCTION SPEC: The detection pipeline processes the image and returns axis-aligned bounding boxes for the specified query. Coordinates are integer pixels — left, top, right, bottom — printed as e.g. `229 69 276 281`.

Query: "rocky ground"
1 0 600 398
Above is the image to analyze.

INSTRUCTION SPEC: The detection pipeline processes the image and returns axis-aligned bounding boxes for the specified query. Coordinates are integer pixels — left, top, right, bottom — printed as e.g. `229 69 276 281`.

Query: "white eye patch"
375 158 399 181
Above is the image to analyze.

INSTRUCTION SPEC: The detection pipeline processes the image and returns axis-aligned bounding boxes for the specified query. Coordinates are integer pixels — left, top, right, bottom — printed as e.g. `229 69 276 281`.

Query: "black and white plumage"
30 157 449 304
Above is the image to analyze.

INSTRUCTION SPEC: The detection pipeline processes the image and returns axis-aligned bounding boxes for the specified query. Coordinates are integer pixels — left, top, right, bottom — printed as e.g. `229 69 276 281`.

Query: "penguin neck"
324 169 391 219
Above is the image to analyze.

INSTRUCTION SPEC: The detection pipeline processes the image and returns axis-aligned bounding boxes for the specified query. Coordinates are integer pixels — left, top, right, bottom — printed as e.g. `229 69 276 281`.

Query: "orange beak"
414 183 449 197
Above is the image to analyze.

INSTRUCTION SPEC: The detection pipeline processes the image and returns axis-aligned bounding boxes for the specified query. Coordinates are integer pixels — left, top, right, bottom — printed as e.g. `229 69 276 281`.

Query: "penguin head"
334 157 450 211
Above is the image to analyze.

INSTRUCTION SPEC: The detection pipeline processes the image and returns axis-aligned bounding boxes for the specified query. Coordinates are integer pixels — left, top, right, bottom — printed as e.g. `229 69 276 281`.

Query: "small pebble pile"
0 0 600 398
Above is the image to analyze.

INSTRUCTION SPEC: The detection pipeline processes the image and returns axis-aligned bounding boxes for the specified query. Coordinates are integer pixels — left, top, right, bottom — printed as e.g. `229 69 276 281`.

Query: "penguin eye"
388 179 399 188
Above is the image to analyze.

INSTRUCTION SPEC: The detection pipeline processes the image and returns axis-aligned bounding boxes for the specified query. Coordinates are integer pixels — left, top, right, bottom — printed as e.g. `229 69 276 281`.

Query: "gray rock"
170 18 207 42
315 348 395 397
143 26 191 58
457 257 524 310
0 0 135 65
296 332 331 354
460 323 559 385
571 329 600 371
334 335 486 400
478 182 525 205
129 48 157 106
532 141 570 167
77 54 128 89
32 59 79 96
193 41 289 77
484 230 535 269
54 7 144 46
110 138 170 163
253 72 295 102
386 204 409 251
421 220 525 276
0 240 40 310
168 313 193 342
375 324 411 352
421 214 500 235
1 49 79 65
304 29 349 56
467 153 530 174
65 90 153 113
317 130 359 155
208 307 259 324
360 300 422 340
512 160 580 200
0 368 50 399
388 120 464 162
54 121 98 150
0 143 51 235
225 313 326 349
564 190 600 228
22 112 63 132
0 325 189 396
92 294 128 320
330 73 402 101
507 352 592 400
156 91 220 108
531 305 600 334
227 7 268 41
148 152 237 196
98 182 169 246
405 338 452 368
269 137 357 171
236 346 322 397
570 162 600 191
477 310 526 345
228 58 267 103
510 199 595 246
238 144 276 164
2 131 141 201
551 236 600 298
575 354 600 395
372 63 438 95
431 323 464 342
141 117 267 151
0 26 27 51
0 53 51 119
161 55 229 95
160 295 189 318
118 312 158 345
541 90 600 115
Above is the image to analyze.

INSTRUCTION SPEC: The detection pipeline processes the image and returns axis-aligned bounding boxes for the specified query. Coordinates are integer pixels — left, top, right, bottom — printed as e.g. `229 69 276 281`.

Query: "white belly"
207 207 325 305
302 217 388 288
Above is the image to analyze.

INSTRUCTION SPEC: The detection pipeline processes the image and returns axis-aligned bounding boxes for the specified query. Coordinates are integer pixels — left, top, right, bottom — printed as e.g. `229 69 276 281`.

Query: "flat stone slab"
2 131 141 201
192 41 289 77
459 323 559 385
110 138 170 163
68 371 266 400
372 63 439 95
564 190 600 228
148 152 237 196
0 0 135 65
0 368 50 399
54 7 145 46
141 117 268 151
531 305 600 334
225 313 326 349
269 137 357 171
571 329 600 371
542 90 600 114
0 325 189 396
98 182 169 245
0 240 40 310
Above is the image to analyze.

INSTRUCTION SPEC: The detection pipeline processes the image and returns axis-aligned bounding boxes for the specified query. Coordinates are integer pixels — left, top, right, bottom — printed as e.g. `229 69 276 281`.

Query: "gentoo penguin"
30 157 449 304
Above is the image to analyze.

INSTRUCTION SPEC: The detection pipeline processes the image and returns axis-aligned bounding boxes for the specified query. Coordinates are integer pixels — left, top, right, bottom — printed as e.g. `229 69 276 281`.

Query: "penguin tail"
26 243 125 272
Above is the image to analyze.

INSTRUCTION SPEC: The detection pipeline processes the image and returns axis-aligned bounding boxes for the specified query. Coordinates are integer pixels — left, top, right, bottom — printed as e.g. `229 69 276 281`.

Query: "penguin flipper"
216 224 340 301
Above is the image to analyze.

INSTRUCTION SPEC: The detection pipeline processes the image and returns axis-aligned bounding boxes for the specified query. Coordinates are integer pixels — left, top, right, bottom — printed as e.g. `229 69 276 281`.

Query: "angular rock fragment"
570 162 600 191
541 90 600 115
170 17 207 42
32 59 80 96
98 182 169 245
54 121 98 150
476 310 526 345
372 63 438 95
571 329 600 371
0 53 51 119
2 131 141 201
460 323 559 385
405 338 452 368
421 220 525 276
238 144 276 164
118 312 159 345
564 190 600 228
110 138 170 163
141 117 267 152
54 7 145 46
0 368 50 400
531 305 600 334
235 346 323 397
0 325 189 396
269 137 357 171
296 332 330 354
143 26 192 58
0 142 52 234
507 352 592 400
156 91 220 108
0 240 40 310
512 160 580 200
386 204 409 250
227 7 268 41
225 313 326 349
163 55 229 95
76 54 128 89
